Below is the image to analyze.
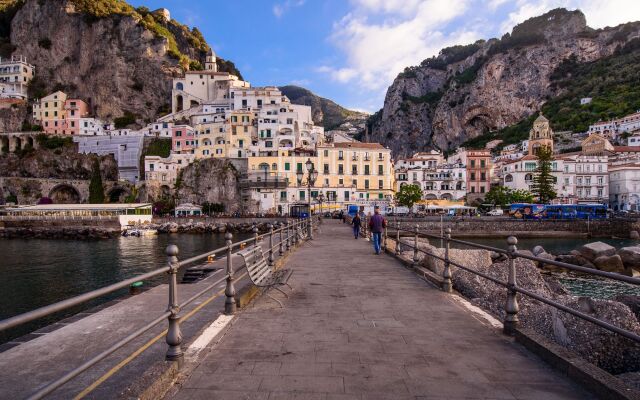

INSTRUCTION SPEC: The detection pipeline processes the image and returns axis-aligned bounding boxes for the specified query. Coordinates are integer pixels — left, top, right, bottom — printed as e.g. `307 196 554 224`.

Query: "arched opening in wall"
202 139 212 146
14 137 22 152
176 95 184 112
440 193 453 200
505 174 513 183
425 194 438 200
190 100 199 108
1 136 8 154
26 136 34 149
525 173 533 183
160 185 171 200
467 114 494 134
49 184 81 204
176 82 184 91
279 139 293 148
108 187 130 203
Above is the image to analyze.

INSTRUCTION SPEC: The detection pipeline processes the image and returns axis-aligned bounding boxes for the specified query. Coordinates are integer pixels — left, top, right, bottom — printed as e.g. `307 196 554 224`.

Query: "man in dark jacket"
368 206 387 255
351 214 361 239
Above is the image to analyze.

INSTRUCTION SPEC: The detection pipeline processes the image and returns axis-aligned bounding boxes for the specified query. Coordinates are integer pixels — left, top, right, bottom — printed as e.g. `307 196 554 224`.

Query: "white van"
487 209 504 216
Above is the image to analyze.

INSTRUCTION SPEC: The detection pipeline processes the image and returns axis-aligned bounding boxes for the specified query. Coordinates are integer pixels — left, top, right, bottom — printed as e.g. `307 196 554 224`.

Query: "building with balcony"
0 55 34 100
32 91 67 134
609 161 640 211
466 149 493 202
395 151 466 201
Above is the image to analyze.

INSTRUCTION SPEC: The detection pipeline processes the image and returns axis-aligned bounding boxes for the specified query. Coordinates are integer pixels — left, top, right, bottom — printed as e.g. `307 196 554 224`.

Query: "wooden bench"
237 245 293 307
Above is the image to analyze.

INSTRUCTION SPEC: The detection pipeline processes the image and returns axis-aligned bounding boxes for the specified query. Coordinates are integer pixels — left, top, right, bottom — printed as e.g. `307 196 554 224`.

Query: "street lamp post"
296 158 318 239
318 193 325 215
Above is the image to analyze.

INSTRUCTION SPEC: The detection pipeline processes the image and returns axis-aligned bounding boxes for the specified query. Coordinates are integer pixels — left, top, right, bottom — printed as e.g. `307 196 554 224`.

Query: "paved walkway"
169 220 594 400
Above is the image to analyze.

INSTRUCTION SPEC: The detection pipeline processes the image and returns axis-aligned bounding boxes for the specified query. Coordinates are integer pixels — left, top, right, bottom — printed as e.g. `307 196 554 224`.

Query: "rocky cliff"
369 8 640 157
175 158 241 212
1 0 241 125
279 85 368 132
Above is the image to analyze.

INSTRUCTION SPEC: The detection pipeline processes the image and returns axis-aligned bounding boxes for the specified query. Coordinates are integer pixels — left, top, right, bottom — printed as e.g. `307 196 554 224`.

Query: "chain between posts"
504 236 520 335
165 245 183 361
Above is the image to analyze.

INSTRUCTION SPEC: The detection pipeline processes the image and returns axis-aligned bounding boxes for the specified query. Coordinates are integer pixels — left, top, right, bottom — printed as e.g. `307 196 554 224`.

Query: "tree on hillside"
395 184 423 209
531 146 557 203
89 159 105 204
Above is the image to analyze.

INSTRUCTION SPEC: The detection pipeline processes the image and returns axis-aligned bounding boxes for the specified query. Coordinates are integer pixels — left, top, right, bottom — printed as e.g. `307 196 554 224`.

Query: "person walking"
351 213 361 239
368 206 387 255
339 210 345 223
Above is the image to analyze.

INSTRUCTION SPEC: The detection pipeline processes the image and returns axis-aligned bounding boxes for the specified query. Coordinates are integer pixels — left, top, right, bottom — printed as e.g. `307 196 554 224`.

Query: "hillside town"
2 50 640 214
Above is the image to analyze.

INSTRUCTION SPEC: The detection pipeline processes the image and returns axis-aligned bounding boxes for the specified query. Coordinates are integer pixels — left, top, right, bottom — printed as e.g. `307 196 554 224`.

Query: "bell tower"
205 48 217 72
528 114 554 156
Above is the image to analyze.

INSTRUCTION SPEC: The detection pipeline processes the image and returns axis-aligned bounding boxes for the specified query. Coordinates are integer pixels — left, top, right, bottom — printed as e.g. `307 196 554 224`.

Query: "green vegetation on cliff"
461 38 640 152
0 0 24 57
67 0 241 76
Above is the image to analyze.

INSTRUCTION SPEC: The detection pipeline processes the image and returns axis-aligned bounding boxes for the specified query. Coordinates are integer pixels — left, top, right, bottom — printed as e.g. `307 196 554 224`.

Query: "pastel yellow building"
32 91 67 134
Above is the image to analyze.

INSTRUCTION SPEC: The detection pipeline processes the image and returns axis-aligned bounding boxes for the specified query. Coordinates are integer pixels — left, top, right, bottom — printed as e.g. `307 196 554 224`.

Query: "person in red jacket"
368 206 387 255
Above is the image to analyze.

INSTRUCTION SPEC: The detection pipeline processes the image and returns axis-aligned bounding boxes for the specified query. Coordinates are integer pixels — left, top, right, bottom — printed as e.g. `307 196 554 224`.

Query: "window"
598 176 603 185
365 180 369 189
284 162 290 171
344 191 350 200
480 160 486 168
378 180 383 189
324 150 328 157
480 172 486 181
352 165 358 175
470 160 476 168
338 151 344 160
299 190 305 200
470 172 476 180
176 131 182 137
297 163 303 172
364 165 370 175
338 164 344 174
378 165 383 175
280 191 287 200
471 186 475 193
480 186 485 193
323 164 329 174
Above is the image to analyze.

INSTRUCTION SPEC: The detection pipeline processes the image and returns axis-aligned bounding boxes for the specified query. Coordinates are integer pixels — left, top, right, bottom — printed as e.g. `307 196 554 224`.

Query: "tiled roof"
614 146 640 152
333 142 385 149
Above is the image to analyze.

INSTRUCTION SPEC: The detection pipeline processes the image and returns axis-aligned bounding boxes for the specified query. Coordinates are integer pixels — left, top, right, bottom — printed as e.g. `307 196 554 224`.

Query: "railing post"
504 236 519 335
413 223 419 266
267 223 274 266
224 231 236 315
308 215 314 240
285 221 291 251
442 228 452 293
383 226 387 252
279 222 284 256
165 245 183 361
395 224 401 255
253 223 259 246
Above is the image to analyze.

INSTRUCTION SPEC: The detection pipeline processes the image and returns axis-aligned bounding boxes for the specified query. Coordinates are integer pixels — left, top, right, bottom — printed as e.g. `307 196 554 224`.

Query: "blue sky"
129 0 640 113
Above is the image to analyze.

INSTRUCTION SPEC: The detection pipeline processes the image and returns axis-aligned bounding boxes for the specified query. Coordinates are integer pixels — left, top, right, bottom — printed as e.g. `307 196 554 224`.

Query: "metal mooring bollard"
253 224 259 246
504 236 520 335
224 231 236 315
165 244 183 361
442 228 452 292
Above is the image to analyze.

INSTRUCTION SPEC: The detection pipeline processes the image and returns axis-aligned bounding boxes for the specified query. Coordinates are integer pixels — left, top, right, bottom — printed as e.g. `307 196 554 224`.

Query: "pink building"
172 125 196 154
62 99 90 135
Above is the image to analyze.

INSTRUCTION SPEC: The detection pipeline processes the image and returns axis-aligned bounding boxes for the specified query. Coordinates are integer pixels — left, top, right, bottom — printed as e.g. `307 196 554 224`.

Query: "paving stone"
169 221 597 400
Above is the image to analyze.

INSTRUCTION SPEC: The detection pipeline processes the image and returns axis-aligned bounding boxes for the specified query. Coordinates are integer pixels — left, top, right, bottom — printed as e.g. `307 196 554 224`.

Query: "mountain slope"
0 0 241 124
279 85 368 131
369 8 640 157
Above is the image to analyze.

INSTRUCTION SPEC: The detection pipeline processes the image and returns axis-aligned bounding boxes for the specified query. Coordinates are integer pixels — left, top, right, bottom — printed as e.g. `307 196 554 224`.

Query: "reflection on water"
0 233 249 344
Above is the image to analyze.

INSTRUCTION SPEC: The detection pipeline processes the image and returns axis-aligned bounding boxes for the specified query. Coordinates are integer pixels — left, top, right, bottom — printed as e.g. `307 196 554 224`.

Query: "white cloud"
272 0 306 18
322 0 640 110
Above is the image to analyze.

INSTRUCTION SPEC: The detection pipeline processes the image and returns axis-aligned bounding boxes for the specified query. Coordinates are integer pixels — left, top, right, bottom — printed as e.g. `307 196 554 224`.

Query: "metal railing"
0 218 316 400
381 223 640 343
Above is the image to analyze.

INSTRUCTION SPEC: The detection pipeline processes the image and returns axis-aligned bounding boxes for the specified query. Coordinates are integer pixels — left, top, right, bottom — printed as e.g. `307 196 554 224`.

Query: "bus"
510 203 608 220
289 204 310 218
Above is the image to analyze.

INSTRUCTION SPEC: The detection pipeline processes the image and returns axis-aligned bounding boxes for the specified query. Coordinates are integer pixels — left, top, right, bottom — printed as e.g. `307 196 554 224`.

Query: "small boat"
122 227 158 237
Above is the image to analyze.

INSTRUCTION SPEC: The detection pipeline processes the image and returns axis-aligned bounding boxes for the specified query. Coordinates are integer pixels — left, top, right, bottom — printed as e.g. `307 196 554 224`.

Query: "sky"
128 0 640 113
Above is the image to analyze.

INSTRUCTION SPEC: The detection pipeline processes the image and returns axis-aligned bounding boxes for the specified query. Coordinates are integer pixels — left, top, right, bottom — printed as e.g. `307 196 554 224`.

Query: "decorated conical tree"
531 146 556 203
89 159 105 204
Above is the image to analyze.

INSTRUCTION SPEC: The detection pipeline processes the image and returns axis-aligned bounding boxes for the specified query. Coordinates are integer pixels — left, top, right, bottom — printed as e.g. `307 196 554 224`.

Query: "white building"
77 118 108 136
395 151 467 201
74 135 144 182
144 153 195 189
0 55 34 100
609 161 640 211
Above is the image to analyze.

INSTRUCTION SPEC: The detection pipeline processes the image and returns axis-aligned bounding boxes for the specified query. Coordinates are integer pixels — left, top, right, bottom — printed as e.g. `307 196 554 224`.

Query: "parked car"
486 209 504 216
